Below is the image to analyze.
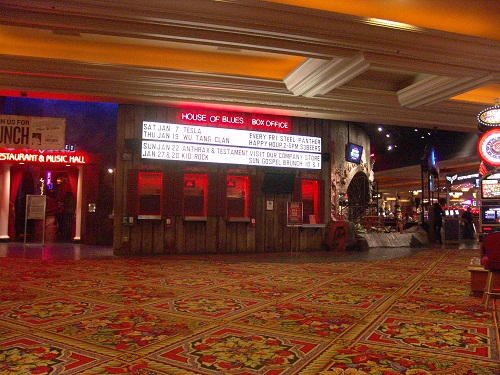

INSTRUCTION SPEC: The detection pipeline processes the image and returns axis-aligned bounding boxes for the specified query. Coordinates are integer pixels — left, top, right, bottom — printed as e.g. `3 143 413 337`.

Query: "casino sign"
478 129 500 166
478 104 500 132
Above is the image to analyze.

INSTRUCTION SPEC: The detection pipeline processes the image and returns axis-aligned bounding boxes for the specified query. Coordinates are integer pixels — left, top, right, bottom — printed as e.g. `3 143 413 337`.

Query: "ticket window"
184 174 207 218
302 179 319 224
227 175 249 218
138 172 163 219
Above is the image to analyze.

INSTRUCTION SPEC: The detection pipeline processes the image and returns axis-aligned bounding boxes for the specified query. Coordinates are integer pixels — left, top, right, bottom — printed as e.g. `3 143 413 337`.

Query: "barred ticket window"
301 179 319 224
227 175 249 218
138 172 162 219
184 174 207 217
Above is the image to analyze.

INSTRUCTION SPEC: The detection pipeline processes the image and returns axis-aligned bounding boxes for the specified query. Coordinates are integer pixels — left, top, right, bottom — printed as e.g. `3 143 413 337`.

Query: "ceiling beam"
397 74 497 108
1 0 499 70
284 55 370 97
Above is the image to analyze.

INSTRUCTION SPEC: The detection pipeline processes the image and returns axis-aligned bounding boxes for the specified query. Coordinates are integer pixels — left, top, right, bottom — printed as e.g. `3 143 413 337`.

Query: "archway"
346 171 370 222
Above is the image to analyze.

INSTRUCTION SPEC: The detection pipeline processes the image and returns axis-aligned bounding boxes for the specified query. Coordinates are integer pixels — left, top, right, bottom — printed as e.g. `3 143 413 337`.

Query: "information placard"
24 194 47 245
26 195 46 219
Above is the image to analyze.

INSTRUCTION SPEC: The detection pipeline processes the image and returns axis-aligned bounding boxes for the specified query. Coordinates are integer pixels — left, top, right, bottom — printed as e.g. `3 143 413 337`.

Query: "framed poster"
287 202 303 226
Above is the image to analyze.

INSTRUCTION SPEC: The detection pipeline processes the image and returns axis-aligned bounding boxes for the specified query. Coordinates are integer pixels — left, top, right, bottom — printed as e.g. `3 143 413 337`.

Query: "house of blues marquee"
113 104 373 255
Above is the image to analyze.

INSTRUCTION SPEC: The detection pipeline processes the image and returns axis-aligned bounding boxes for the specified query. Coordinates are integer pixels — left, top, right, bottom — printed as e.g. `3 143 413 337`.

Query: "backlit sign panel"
0 115 66 150
177 109 291 133
0 149 87 164
141 121 321 169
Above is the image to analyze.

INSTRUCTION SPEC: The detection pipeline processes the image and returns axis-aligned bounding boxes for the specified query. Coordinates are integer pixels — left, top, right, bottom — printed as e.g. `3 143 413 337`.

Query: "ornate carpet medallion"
150 327 325 374
317 343 499 375
363 316 494 359
52 308 208 352
163 295 261 318
0 336 106 374
0 298 109 326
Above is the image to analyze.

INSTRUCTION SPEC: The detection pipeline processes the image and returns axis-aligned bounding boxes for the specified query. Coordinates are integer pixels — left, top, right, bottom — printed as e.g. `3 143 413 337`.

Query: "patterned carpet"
0 247 498 374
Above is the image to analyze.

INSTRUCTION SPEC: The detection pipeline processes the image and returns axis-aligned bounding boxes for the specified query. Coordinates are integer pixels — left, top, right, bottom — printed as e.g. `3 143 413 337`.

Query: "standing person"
461 206 475 239
433 202 444 244
396 209 404 233
62 191 75 241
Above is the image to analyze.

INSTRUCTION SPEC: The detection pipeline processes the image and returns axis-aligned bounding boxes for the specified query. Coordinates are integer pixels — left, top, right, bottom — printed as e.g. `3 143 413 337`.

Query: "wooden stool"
483 270 500 308
481 232 500 308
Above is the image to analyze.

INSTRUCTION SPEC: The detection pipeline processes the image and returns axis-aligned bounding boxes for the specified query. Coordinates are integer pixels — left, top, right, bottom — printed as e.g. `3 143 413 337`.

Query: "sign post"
287 202 303 255
24 195 46 246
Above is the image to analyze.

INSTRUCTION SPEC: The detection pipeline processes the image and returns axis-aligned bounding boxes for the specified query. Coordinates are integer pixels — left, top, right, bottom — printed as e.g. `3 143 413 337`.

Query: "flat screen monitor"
261 172 295 194
482 206 500 224
346 143 363 164
482 181 500 198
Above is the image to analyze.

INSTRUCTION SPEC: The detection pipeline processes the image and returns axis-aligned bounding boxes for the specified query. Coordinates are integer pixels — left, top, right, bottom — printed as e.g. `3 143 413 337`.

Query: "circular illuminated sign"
478 105 500 131
478 129 500 166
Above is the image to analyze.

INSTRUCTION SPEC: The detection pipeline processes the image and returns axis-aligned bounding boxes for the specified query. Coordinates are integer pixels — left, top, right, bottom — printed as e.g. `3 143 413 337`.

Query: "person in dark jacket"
433 202 444 244
462 206 475 239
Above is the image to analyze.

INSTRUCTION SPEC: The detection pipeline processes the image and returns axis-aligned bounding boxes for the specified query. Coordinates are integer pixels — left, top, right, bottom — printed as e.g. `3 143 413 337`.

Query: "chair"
481 232 500 308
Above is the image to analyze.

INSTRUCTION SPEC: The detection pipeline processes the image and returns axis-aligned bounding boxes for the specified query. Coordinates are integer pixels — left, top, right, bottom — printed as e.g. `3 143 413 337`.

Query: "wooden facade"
113 104 369 256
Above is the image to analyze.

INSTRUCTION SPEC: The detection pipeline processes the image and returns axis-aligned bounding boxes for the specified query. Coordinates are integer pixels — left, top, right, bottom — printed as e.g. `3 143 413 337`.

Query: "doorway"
11 164 78 243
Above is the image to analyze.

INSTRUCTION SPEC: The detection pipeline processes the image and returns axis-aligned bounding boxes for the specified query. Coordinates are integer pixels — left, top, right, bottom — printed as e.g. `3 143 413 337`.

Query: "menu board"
141 122 322 170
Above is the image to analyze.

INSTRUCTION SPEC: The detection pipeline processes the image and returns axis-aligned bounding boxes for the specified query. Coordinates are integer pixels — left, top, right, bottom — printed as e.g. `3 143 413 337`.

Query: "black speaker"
322 152 330 162
125 138 139 150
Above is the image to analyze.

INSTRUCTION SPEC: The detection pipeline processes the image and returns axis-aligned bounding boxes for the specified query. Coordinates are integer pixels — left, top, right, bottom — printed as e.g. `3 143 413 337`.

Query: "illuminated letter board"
141 122 322 170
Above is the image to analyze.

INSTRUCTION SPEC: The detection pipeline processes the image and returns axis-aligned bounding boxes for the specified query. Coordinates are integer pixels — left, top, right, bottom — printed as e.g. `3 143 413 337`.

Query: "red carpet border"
0 248 498 374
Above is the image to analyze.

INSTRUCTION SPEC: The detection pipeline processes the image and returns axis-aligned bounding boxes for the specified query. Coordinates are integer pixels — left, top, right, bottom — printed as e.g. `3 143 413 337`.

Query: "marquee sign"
141 121 322 169
177 109 291 133
478 129 500 166
0 115 66 150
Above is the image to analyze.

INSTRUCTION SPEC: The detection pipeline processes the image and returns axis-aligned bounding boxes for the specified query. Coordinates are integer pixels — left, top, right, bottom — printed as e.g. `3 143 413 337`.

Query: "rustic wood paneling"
152 220 164 255
140 220 153 254
206 217 217 253
115 104 333 256
130 224 142 255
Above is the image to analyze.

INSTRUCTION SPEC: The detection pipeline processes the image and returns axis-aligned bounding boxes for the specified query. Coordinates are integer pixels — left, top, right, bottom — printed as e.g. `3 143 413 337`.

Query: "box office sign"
0 115 66 150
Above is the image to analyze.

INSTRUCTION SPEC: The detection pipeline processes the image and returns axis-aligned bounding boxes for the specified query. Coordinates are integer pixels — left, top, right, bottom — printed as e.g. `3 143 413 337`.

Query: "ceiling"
0 0 499 192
